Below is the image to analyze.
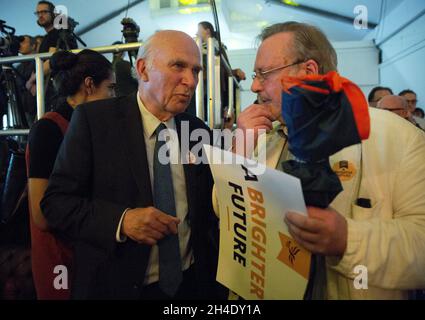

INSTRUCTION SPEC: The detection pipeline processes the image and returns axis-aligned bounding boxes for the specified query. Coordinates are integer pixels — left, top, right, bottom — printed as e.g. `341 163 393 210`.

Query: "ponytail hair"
199 21 217 39
50 49 112 96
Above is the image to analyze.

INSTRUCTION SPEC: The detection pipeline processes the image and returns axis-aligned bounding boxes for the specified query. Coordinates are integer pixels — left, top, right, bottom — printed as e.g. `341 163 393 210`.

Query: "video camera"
55 15 86 50
120 18 140 65
65 16 79 33
121 18 140 44
0 20 22 57
0 20 28 129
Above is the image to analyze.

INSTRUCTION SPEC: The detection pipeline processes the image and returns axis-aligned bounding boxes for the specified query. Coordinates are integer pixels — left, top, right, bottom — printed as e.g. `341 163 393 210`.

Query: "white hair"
136 32 156 68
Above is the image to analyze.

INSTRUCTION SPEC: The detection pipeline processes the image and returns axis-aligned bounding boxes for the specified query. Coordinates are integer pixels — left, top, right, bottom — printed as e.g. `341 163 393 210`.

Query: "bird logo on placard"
286 240 301 265
277 232 311 279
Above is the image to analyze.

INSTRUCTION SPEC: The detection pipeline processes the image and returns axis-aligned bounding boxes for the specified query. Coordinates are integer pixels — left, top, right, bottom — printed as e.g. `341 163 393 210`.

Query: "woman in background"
26 49 115 299
195 21 245 128
197 21 246 82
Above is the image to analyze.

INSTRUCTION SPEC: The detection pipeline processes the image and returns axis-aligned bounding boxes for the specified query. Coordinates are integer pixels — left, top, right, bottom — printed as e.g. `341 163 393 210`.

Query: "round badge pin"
332 160 357 182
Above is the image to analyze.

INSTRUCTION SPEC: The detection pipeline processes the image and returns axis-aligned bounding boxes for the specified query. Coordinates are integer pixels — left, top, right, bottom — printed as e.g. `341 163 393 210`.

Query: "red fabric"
281 71 370 141
25 112 73 300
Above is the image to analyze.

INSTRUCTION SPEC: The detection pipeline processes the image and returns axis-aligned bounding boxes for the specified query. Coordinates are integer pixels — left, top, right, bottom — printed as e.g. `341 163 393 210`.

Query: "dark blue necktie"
153 123 182 297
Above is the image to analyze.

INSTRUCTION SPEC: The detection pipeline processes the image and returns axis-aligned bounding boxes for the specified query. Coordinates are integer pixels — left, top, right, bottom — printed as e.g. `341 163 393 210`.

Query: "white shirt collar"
136 91 176 138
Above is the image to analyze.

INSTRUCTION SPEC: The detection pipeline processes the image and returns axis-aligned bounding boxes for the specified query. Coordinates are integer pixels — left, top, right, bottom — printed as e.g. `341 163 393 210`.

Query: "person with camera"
26 1 78 112
35 1 77 53
26 49 115 299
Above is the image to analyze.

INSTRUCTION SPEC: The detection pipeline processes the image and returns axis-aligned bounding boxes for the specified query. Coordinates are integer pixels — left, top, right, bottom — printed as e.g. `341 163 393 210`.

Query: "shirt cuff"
116 208 131 243
326 218 363 276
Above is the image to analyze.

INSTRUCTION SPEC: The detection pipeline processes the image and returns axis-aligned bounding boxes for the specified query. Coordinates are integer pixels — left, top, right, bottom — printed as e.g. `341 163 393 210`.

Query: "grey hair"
258 21 338 74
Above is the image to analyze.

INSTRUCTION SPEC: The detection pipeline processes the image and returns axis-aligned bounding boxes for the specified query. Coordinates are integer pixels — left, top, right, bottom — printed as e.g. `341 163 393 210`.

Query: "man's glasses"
34 10 51 16
406 99 418 105
252 59 306 83
381 108 407 113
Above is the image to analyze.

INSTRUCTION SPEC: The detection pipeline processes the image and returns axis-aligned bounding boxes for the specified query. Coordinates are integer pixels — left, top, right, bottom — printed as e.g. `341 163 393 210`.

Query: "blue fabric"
281 83 360 162
280 80 360 207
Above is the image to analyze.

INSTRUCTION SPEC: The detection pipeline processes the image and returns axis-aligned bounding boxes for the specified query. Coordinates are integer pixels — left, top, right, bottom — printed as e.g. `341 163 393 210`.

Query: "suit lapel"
118 94 153 207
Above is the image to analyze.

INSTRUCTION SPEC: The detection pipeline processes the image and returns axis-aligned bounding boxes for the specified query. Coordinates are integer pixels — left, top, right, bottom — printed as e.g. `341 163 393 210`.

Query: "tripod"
56 29 86 51
0 65 28 129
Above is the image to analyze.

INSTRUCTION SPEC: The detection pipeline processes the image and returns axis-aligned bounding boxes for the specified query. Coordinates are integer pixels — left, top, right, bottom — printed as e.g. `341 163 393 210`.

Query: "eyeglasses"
406 99 418 105
251 60 306 83
381 108 407 113
34 10 51 16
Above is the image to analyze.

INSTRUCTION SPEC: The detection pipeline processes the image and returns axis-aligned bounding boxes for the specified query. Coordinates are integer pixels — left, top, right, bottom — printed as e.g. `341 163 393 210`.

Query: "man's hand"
122 207 180 245
26 72 37 96
232 103 275 157
284 206 348 256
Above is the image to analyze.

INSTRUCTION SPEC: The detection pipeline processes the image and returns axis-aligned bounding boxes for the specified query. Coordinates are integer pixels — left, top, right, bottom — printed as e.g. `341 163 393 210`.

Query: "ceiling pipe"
265 0 378 29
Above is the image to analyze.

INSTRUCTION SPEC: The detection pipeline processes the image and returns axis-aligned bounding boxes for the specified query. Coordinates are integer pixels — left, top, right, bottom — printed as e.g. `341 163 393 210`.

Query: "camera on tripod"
65 16 78 33
0 20 28 129
121 18 140 44
0 20 21 57
55 15 86 50
120 18 140 65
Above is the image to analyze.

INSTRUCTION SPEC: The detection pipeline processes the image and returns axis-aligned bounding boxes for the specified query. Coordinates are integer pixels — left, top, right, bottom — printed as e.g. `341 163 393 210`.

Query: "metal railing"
196 36 242 129
0 42 142 136
195 37 205 122
0 37 242 135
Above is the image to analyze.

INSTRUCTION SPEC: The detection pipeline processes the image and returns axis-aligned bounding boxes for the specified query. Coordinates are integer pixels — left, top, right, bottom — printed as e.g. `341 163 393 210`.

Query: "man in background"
399 89 425 130
27 1 78 111
35 1 77 53
377 95 411 121
367 86 393 107
17 35 37 125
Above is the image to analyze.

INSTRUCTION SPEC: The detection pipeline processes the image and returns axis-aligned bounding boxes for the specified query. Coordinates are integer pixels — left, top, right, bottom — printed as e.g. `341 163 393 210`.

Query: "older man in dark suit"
41 30 224 299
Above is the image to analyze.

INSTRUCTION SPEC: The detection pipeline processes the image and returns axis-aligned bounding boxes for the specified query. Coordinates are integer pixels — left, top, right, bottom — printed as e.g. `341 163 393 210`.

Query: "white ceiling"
1 0 402 50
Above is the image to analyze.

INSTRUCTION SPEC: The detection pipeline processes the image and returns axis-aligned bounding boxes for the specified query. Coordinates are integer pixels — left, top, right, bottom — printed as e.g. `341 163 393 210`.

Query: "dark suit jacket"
41 94 224 299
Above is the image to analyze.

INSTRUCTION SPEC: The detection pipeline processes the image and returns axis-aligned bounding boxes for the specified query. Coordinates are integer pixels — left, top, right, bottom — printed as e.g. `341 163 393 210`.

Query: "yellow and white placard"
204 145 311 300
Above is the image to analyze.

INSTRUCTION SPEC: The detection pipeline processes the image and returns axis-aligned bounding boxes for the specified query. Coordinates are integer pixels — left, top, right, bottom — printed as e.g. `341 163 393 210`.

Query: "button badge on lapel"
332 160 357 182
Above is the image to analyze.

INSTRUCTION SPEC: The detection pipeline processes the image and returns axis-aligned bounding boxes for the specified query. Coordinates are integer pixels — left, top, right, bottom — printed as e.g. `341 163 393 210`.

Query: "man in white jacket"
215 21 425 299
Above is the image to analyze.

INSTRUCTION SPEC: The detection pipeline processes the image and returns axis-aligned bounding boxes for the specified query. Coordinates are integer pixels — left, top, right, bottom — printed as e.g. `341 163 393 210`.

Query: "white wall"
228 41 379 111
375 0 425 107
334 41 380 98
